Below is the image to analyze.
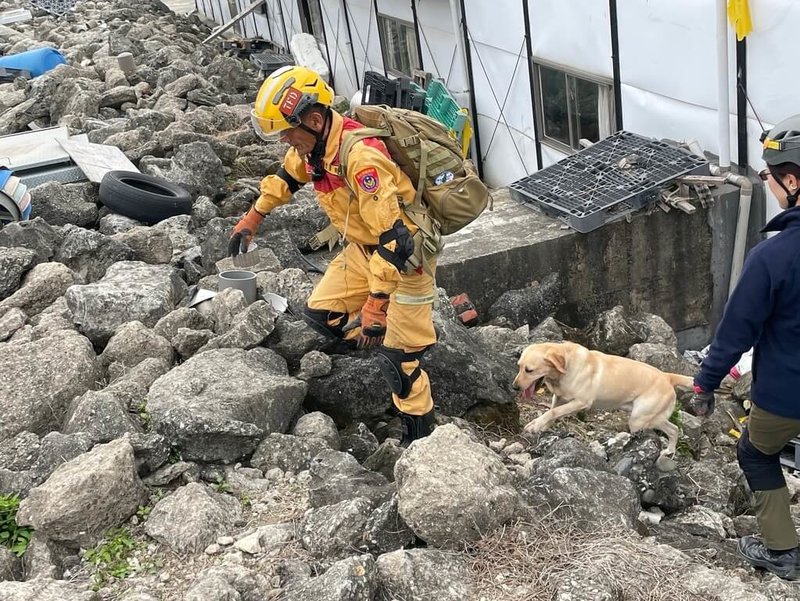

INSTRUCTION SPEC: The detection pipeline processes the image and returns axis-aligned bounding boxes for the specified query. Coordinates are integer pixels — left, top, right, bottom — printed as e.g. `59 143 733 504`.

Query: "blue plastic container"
0 47 66 78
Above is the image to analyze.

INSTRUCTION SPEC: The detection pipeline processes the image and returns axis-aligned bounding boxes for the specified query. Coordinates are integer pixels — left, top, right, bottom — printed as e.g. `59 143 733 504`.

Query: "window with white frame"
535 63 614 153
377 14 419 76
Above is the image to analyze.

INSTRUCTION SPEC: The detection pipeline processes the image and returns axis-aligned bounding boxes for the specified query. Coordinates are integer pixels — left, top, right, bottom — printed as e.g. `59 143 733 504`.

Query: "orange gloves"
357 292 390 349
228 208 265 257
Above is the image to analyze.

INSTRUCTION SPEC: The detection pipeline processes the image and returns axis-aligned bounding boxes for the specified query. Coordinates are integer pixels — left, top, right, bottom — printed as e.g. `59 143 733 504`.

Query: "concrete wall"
437 182 765 351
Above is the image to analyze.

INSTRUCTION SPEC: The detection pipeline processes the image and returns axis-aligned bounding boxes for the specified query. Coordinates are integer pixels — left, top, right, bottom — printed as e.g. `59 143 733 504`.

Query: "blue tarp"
0 47 66 78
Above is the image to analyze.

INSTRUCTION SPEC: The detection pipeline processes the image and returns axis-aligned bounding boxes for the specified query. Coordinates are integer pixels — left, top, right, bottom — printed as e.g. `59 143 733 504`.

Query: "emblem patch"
279 87 302 116
355 167 380 193
433 170 455 186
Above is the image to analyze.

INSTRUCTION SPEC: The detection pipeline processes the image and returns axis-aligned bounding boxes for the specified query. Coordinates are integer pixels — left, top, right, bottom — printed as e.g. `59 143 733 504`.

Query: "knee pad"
302 306 348 339
737 429 786 491
377 346 427 398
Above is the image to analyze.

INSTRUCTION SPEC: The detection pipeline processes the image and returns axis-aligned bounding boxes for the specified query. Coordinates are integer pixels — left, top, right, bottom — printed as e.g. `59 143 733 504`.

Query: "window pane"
378 16 418 76
539 65 569 146
574 76 600 144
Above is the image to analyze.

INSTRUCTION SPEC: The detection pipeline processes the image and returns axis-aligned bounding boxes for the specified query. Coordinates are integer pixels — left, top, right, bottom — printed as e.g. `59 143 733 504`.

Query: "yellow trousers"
306 243 437 415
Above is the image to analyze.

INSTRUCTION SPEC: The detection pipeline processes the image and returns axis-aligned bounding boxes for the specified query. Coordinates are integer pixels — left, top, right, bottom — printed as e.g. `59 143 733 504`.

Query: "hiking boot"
737 536 800 580
400 410 435 447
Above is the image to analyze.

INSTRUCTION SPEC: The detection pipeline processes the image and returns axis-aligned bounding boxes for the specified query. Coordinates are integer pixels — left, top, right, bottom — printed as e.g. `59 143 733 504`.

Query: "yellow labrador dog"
513 341 694 456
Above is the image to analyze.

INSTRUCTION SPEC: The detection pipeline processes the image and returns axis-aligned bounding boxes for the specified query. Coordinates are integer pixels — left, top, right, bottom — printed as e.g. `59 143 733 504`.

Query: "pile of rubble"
0 2 794 600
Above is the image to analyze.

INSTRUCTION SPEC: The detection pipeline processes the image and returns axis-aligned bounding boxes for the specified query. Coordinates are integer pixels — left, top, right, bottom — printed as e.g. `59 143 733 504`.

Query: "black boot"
738 536 800 580
400 410 435 447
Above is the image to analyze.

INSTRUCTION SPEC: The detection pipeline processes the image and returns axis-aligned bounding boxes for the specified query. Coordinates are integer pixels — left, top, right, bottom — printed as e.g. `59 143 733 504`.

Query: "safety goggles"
250 109 292 142
758 168 771 182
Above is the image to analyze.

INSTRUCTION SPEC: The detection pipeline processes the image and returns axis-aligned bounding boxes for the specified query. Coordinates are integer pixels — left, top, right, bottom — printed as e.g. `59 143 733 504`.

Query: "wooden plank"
57 139 139 184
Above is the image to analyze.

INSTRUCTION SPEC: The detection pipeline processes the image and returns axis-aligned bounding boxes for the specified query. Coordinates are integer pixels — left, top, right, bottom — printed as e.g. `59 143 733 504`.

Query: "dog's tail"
667 373 694 388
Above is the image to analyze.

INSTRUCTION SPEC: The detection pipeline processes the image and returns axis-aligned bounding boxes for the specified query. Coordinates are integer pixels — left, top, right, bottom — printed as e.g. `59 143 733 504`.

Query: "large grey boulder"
144 483 241 554
54 225 137 283
65 261 187 345
153 307 212 341
0 247 36 300
251 433 330 474
300 497 373 559
99 321 174 373
281 555 377 601
520 467 641 531
102 357 172 411
0 330 99 442
266 315 328 370
111 226 173 264
395 424 521 548
292 411 340 450
63 390 142 444
0 262 77 318
609 432 697 514
0 431 93 496
0 578 98 601
424 312 518 418
16 438 148 547
364 494 414 554
487 272 562 329
197 300 277 352
628 342 698 378
308 449 392 509
0 218 60 263
588 305 645 356
29 181 98 227
142 141 226 199
376 549 471 601
183 565 272 601
0 308 25 341
146 348 307 463
530 436 610 476
305 355 392 424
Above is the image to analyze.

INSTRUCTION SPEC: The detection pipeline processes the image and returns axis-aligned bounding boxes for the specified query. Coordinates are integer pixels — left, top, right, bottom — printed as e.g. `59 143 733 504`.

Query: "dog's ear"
544 349 567 374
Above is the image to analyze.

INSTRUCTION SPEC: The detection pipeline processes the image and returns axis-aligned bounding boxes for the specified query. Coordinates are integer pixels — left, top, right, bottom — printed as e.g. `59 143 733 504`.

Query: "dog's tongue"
523 386 534 399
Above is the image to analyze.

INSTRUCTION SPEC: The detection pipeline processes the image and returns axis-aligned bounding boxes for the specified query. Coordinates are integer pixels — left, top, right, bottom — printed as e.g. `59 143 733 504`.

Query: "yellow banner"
728 0 753 41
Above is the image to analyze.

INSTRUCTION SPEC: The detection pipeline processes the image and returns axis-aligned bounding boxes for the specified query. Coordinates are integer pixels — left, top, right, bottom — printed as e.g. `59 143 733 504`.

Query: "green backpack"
336 105 489 272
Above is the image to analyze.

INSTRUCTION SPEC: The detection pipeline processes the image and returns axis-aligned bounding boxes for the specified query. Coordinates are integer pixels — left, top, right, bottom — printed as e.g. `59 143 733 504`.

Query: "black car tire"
98 171 192 224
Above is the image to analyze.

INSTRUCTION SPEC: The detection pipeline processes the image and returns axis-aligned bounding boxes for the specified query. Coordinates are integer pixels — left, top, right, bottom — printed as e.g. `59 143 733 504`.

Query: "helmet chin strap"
775 176 799 208
300 108 331 182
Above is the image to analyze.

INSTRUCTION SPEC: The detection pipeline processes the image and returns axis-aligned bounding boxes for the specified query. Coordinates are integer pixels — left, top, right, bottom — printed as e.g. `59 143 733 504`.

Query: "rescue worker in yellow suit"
228 65 436 445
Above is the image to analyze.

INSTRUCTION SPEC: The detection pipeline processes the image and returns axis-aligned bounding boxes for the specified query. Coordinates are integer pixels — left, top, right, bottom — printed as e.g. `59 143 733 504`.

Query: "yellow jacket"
254 110 418 294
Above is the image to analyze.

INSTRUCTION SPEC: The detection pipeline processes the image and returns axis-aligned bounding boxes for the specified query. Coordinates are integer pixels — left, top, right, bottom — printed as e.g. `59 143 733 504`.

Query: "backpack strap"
339 127 442 277
338 128 390 179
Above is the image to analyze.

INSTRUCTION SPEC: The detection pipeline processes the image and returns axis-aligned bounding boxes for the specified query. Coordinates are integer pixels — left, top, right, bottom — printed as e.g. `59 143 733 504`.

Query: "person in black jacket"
689 114 800 580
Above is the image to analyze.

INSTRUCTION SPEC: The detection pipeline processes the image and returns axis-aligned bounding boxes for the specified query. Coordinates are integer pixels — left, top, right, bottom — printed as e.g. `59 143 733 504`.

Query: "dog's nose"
512 381 520 391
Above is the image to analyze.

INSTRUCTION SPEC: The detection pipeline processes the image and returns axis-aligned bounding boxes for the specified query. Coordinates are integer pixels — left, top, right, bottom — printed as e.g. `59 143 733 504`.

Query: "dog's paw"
523 416 548 434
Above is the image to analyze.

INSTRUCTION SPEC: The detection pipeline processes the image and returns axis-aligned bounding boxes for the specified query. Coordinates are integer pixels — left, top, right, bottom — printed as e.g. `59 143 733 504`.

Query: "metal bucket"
218 270 257 304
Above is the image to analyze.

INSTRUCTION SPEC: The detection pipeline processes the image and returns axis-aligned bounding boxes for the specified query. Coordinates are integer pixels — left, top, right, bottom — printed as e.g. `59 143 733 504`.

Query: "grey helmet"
761 114 800 207
761 114 800 167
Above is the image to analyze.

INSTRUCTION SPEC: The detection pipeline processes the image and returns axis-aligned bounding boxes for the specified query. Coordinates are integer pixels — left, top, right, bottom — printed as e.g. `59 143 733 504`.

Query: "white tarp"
529 0 612 79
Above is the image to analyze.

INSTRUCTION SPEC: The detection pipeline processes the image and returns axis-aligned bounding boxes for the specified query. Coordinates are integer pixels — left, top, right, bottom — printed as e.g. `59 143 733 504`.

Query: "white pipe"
710 164 753 294
715 0 731 170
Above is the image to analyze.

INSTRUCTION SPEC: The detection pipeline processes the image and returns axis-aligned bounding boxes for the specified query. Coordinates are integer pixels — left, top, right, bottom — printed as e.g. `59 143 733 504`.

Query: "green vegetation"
83 527 142 590
0 493 33 556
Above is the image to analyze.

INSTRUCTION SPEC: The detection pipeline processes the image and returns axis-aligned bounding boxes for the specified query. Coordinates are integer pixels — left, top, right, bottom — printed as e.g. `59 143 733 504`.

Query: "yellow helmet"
251 65 335 141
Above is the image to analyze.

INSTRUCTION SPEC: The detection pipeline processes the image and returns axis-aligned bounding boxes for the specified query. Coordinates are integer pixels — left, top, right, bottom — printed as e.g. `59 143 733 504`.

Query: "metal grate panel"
18 163 87 188
509 131 709 233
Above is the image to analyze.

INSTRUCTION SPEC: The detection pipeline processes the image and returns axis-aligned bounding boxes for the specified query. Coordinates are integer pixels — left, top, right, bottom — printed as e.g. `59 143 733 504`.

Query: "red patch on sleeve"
355 167 380 193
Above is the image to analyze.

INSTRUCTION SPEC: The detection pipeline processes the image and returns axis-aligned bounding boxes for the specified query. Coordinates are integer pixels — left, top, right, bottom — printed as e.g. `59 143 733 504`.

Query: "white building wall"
192 0 798 219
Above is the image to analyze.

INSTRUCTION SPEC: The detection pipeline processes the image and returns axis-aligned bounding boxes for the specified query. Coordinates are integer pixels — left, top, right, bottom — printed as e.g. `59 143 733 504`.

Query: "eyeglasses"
758 168 771 181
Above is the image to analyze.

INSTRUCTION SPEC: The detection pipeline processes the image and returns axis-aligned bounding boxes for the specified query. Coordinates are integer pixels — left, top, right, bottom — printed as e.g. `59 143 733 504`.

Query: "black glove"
686 385 715 417
228 208 264 257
